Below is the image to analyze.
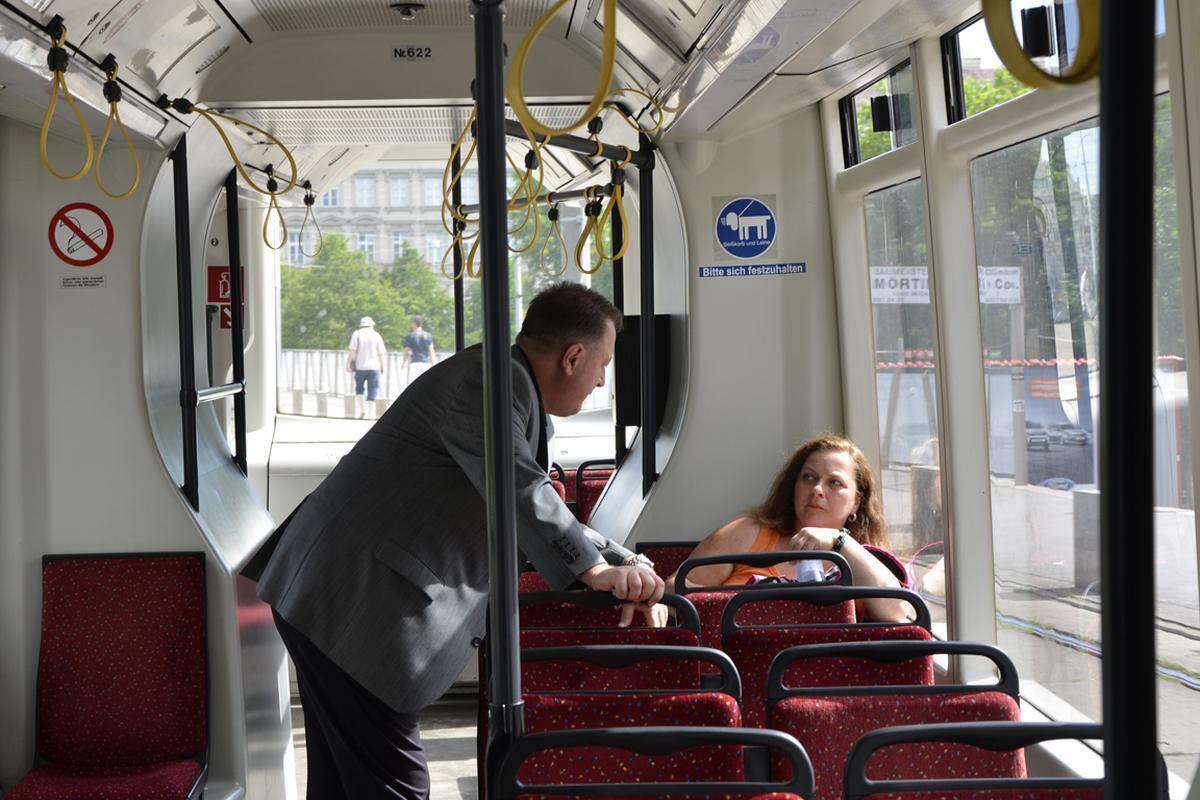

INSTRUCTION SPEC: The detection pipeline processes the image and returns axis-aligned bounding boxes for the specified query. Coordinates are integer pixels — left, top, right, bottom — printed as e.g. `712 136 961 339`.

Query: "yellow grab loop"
261 169 287 250
466 235 482 279
441 237 465 281
605 87 665 135
442 106 479 233
168 97 298 197
39 22 95 182
980 0 1099 89
507 0 617 138
300 185 324 258
94 60 141 200
592 149 631 264
539 204 567 276
574 187 602 275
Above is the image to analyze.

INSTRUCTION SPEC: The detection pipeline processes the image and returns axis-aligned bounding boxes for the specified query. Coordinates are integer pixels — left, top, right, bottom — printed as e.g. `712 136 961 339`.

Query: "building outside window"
355 177 376 207
321 187 339 207
358 232 376 262
422 176 441 207
423 236 442 266
462 175 478 204
287 233 302 265
390 174 411 206
392 231 407 262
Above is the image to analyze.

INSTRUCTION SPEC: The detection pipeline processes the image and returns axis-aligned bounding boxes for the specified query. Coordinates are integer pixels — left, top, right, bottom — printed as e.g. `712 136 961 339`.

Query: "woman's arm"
666 517 759 592
790 528 908 622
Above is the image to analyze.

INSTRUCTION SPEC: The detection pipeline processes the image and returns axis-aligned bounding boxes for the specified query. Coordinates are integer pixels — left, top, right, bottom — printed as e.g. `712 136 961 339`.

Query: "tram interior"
0 0 1197 798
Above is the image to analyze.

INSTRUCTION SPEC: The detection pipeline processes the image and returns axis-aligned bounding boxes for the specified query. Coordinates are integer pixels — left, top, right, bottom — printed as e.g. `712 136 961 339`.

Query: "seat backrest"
550 478 567 502
497 727 814 800
842 722 1125 800
520 629 703 691
519 588 703 633
770 641 1021 800
574 460 615 524
37 554 207 767
634 541 700 579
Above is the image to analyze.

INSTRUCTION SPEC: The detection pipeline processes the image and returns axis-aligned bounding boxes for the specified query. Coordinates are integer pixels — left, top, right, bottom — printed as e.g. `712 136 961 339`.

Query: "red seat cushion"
576 468 613 523
521 692 743 796
877 792 1100 800
521 627 703 692
36 556 206 767
772 691 1020 800
6 760 201 800
551 479 567 502
729 625 933 728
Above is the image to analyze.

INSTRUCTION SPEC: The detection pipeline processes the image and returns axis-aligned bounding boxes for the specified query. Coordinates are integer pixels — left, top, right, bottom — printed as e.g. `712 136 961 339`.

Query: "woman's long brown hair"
749 434 889 549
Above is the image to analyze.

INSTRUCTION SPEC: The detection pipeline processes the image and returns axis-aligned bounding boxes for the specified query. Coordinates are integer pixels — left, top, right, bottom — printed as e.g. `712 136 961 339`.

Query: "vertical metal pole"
611 162 627 464
172 135 199 510
226 169 248 476
472 0 523 791
452 146 466 353
1098 1 1158 797
637 134 657 495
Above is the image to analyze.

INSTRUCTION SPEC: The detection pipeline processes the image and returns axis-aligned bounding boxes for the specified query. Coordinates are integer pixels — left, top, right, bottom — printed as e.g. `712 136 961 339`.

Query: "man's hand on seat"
617 601 670 628
579 563 665 606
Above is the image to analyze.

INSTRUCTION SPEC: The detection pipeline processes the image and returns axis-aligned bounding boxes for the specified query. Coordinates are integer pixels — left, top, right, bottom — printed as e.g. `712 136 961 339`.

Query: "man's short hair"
411 315 423 327
518 283 623 350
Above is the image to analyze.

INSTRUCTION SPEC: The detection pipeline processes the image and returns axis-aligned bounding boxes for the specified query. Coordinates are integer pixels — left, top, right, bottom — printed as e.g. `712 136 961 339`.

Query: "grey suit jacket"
253 344 632 712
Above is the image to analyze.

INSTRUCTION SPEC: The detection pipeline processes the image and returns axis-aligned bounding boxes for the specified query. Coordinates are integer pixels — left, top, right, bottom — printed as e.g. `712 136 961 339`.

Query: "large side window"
863 179 948 629
971 96 1197 778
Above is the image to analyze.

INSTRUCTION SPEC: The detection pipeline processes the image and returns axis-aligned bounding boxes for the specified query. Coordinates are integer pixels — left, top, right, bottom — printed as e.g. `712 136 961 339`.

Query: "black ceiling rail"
1098 1 1158 798
502 118 650 168
0 4 186 126
169 140 250 510
456 182 613 216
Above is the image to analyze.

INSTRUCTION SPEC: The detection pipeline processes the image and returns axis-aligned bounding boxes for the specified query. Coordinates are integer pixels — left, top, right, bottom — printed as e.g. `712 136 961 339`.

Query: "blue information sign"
715 196 776 260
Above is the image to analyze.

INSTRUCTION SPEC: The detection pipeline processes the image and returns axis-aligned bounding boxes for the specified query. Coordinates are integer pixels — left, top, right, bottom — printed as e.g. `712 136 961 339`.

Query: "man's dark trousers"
273 610 430 799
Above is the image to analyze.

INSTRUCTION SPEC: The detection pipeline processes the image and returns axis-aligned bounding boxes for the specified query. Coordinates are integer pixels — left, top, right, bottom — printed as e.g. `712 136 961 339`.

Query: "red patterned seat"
551 479 568 501
496 726 814 800
691 589 857 661
770 642 1021 800
842 722 1120 800
634 543 699 579
574 460 615 523
521 628 702 692
7 554 207 800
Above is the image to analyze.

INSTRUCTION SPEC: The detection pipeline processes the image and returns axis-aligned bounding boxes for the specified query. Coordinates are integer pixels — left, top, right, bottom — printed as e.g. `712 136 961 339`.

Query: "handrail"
195 381 245 405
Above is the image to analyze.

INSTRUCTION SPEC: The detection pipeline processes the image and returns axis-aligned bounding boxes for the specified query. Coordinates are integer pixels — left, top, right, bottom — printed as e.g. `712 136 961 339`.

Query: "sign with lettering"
870 267 929 304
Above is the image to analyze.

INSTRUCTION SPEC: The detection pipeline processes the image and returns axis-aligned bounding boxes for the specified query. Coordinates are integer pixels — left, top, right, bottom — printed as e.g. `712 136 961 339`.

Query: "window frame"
837 58 916 168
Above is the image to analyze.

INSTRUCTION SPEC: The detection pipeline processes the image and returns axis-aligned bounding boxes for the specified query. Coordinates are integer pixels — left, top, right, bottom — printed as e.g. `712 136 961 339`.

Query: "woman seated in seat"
668 434 911 622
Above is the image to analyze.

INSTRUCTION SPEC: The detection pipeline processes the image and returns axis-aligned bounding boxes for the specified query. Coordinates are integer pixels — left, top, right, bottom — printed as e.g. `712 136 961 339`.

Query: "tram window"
355 175 376 207
863 178 948 631
971 95 1197 782
277 159 458 419
287 233 303 266
838 60 916 168
941 16 1034 123
462 201 616 464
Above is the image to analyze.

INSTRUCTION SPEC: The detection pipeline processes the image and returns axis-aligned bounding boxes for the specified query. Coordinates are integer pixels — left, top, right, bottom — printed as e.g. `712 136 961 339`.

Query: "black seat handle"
676 550 853 595
766 640 1019 704
574 458 616 502
844 722 1167 800
519 590 702 636
494 726 814 800
720 585 932 640
521 644 741 700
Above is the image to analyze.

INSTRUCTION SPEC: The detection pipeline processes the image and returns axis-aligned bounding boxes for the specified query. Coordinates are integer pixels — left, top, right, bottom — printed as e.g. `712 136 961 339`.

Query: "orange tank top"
721 525 788 585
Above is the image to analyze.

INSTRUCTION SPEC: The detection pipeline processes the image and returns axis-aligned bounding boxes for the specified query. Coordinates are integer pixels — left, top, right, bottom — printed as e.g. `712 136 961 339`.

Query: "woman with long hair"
668 434 910 622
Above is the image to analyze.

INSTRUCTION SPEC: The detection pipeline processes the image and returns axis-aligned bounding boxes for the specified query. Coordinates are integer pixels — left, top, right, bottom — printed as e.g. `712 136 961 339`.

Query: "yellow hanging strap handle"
507 0 617 138
539 204 567 276
443 105 479 233
93 54 140 200
574 187 604 275
261 165 287 251
39 16 94 182
466 234 483 279
593 149 631 263
507 147 543 251
299 181 324 258
980 0 1099 89
605 87 667 135
161 96 299 197
441 217 471 281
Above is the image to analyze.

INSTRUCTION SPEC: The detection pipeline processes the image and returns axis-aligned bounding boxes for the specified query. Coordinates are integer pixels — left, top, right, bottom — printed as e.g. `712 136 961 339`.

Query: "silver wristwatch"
622 553 655 569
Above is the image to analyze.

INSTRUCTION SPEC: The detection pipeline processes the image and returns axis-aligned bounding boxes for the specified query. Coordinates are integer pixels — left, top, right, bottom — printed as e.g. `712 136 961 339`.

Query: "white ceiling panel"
248 0 556 31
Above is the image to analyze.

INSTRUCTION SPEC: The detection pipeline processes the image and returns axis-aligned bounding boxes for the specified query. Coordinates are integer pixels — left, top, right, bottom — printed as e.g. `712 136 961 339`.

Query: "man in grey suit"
247 283 664 799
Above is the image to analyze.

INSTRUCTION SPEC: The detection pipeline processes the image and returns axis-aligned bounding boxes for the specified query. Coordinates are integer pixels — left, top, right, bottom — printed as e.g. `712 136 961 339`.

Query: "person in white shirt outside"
347 316 387 418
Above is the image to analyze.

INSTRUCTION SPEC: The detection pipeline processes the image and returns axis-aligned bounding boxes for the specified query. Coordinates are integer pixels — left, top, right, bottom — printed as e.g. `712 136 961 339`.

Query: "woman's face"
792 449 860 530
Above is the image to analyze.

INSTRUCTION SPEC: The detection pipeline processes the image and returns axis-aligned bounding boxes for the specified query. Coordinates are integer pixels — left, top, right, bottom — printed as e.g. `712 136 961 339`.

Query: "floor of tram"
290 690 481 798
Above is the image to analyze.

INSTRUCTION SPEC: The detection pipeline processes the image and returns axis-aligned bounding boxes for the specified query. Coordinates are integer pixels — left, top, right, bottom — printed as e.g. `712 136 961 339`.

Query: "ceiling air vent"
250 0 555 31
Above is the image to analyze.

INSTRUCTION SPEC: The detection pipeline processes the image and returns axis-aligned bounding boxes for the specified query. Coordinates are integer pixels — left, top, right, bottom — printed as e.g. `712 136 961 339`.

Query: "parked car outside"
1026 420 1050 451
1051 422 1091 445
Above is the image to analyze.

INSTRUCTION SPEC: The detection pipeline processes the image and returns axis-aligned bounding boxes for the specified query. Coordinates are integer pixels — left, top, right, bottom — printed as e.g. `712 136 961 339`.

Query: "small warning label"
60 275 107 289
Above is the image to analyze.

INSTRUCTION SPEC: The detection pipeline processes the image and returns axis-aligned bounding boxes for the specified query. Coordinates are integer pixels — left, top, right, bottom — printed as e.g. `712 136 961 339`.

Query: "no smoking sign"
49 202 113 267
